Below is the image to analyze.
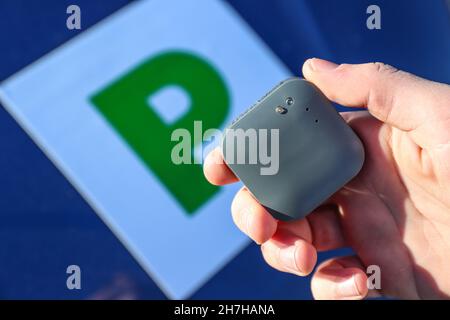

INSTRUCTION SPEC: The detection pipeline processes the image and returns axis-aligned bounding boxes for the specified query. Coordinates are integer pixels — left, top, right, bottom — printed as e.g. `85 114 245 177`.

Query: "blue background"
0 0 449 299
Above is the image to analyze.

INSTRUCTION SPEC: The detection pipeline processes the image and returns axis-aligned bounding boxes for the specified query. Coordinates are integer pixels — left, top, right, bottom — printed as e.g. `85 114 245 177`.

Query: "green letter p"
90 51 230 214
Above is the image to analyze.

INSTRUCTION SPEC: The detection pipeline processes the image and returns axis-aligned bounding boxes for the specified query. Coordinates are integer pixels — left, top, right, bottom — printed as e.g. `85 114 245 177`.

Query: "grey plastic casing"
221 78 365 221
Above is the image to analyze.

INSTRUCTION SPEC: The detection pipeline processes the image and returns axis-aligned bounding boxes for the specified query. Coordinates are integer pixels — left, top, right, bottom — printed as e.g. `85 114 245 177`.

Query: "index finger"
203 147 239 185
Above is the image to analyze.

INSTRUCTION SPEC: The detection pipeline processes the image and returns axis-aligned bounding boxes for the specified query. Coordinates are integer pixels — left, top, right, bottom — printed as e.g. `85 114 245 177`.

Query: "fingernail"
337 275 361 298
279 245 300 273
307 58 338 72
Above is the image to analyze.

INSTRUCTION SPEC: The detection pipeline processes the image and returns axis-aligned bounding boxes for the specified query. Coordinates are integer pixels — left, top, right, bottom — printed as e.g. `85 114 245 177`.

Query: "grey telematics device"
221 77 365 221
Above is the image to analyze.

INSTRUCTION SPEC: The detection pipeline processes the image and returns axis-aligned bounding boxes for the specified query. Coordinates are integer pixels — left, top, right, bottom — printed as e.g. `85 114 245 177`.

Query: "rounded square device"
221 78 365 221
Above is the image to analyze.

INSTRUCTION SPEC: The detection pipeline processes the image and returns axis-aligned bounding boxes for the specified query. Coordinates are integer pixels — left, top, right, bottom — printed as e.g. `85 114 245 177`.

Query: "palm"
339 111 450 298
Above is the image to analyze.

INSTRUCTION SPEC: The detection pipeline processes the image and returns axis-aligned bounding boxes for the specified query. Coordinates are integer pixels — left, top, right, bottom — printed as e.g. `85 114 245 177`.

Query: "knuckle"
370 62 397 74
364 62 402 123
333 63 354 78
335 63 352 71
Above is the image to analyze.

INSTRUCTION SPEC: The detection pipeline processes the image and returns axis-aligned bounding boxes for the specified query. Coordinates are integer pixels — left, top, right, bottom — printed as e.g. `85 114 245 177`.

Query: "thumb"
302 58 450 132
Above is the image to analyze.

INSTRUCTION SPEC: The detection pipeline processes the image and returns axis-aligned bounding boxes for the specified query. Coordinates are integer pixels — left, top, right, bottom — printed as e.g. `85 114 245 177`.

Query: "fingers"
231 186 347 279
203 147 238 185
231 185 347 249
261 233 317 276
205 146 347 251
257 206 346 277
302 58 450 132
311 256 373 300
231 187 278 244
276 205 347 252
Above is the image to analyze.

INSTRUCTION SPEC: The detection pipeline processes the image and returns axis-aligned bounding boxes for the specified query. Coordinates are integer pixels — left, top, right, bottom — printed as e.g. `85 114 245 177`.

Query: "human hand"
203 59 450 299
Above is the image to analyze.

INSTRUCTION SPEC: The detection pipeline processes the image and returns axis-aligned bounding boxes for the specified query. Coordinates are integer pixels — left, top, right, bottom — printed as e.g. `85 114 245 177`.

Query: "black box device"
221 78 365 221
